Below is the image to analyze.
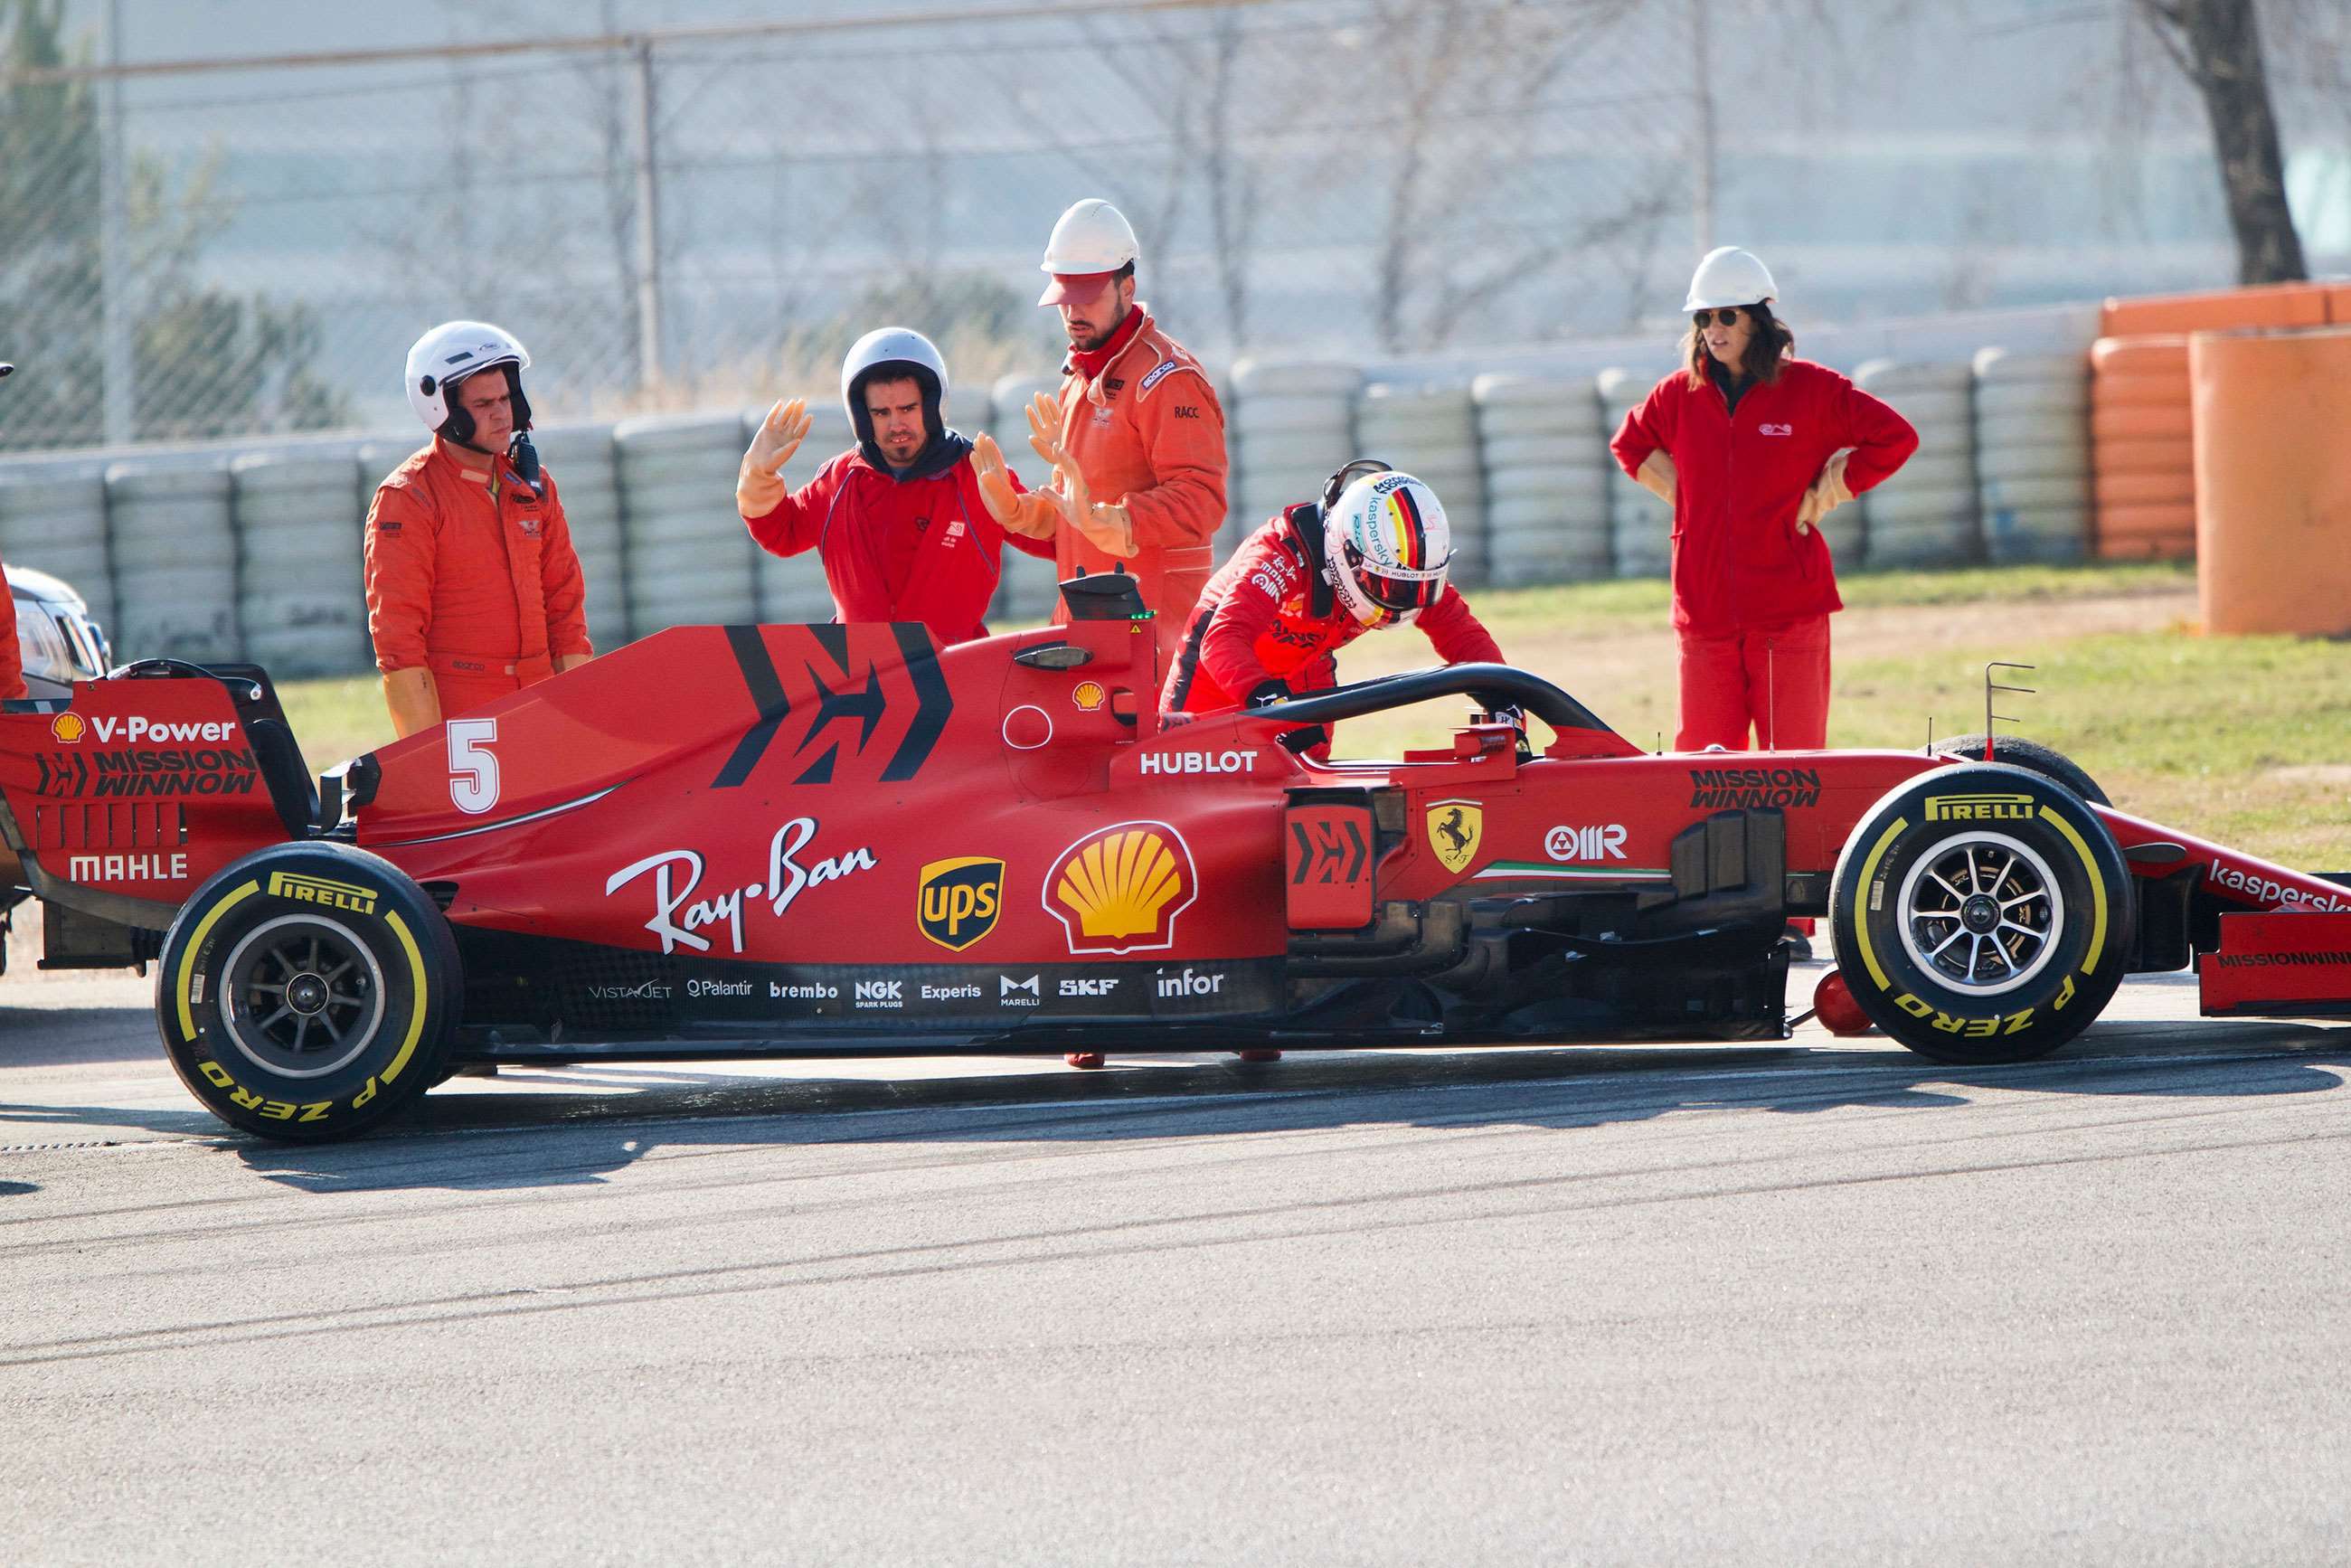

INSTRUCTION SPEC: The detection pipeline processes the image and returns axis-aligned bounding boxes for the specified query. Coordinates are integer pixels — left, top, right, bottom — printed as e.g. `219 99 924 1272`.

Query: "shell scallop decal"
1043 820 1199 955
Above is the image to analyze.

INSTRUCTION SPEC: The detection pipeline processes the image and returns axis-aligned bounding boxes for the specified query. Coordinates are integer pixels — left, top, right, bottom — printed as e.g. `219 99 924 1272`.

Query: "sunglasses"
1691 307 1750 328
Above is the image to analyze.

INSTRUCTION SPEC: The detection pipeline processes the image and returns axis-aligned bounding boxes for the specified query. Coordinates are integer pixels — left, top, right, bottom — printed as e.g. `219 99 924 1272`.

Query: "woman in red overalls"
1610 248 1917 952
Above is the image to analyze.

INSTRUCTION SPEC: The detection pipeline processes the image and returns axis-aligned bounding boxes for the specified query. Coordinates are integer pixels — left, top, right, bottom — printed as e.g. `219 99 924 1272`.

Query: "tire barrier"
744 401 847 626
1598 368 1669 578
107 455 239 663
0 458 116 636
1855 359 1978 569
0 324 2195 692
530 422 628 650
615 412 758 633
987 373 1064 625
1355 382 1487 586
1970 348 2091 565
231 448 369 677
1473 372 1610 587
2089 335 2195 561
1228 358 1357 562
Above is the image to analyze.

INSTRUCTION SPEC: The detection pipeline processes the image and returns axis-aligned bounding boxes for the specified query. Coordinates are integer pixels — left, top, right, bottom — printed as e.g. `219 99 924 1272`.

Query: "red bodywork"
3 616 2346 1035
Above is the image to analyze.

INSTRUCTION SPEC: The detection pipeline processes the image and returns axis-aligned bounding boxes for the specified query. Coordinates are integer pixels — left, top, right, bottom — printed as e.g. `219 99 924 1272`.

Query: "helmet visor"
1345 543 1443 612
1361 568 1442 613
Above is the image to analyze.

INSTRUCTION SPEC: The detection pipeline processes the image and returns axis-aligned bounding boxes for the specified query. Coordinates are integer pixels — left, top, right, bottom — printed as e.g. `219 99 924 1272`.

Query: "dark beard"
1071 304 1128 353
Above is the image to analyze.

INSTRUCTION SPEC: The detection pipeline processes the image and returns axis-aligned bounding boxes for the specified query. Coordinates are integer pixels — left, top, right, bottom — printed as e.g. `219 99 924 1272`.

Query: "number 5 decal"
448 718 500 816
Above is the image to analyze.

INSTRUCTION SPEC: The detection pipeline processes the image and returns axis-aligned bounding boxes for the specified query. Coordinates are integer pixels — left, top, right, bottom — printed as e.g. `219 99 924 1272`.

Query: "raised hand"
1024 391 1066 471
746 397 815 476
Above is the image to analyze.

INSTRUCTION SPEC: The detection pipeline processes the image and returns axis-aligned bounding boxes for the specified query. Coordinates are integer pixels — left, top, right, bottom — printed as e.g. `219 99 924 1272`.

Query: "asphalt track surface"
5 963 2349 1565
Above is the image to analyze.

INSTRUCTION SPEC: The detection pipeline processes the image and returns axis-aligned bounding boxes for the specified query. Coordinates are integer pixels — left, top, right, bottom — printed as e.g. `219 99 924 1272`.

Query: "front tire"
1828 762 2132 1063
1933 732 2110 806
156 842 461 1141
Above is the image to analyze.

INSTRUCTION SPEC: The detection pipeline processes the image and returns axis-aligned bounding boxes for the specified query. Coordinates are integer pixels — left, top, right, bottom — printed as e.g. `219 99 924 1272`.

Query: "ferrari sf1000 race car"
1 570 2346 1142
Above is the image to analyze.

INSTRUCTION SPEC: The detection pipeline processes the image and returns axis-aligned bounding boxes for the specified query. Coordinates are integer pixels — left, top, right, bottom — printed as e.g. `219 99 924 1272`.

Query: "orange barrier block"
2095 501 2198 561
2091 402 2193 441
2095 470 2196 507
2329 285 2351 326
2193 326 2351 636
2102 283 2332 339
2090 334 2198 560
2098 439 2196 477
2091 335 2191 376
2090 373 2190 411
2091 375 2191 415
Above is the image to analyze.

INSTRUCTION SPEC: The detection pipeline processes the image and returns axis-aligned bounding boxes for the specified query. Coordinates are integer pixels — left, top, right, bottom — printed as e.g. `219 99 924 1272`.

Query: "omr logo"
50 713 84 743
918 856 1005 950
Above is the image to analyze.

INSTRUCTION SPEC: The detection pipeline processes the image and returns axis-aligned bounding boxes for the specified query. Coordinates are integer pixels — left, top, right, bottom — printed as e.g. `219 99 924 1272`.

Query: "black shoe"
1780 924 1815 962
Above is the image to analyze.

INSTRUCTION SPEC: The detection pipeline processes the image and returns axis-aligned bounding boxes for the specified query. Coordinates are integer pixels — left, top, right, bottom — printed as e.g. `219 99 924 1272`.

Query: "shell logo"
1072 681 1106 713
50 713 85 744
1043 819 1198 955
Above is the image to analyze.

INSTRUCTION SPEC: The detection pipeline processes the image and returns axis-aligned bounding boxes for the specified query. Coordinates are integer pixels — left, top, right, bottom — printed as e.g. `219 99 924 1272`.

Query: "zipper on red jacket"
1707 373 1737 624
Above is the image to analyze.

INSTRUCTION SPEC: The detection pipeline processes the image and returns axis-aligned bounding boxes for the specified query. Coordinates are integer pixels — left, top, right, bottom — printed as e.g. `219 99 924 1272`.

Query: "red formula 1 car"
2 571 2346 1142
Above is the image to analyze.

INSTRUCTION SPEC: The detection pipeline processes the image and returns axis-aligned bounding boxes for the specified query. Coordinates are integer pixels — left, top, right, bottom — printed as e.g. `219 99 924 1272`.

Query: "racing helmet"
840 326 949 450
1324 470 1452 628
405 320 533 447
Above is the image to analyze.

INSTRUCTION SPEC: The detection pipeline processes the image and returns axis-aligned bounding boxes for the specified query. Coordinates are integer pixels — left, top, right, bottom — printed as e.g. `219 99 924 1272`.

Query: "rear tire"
156 842 461 1141
1829 763 2133 1063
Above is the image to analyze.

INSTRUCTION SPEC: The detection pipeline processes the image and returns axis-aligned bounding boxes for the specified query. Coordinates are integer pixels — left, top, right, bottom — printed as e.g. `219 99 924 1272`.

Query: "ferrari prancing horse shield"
1426 799 1482 874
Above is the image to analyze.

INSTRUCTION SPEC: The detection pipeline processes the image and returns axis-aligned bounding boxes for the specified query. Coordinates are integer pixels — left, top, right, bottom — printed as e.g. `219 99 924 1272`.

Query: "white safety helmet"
1683 246 1778 313
1037 198 1140 306
1324 470 1452 628
405 320 531 435
840 326 950 449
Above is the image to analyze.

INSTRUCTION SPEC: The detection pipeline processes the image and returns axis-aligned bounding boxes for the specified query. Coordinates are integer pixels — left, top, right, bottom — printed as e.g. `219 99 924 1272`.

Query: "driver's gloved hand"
1245 679 1291 708
1493 704 1530 758
1276 724 1330 756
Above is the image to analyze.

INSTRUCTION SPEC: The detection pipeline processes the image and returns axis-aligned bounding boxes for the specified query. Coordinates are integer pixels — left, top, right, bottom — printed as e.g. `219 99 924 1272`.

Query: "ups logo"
918 856 1005 950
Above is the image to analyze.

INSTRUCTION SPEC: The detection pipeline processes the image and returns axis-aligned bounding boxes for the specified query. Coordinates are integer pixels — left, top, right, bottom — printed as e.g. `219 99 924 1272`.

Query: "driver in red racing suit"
1162 462 1509 751
1096 466 1506 1077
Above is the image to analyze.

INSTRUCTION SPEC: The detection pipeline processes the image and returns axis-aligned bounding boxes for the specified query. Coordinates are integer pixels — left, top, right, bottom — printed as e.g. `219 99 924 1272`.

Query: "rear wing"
0 661 315 936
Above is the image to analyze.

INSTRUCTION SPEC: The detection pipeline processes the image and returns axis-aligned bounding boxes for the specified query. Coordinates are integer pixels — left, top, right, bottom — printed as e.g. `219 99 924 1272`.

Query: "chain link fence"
2 0 2345 454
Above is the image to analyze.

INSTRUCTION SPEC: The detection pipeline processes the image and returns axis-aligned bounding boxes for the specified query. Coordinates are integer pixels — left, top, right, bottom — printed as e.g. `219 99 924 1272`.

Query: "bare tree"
1361 0 1649 352
2131 0 2305 281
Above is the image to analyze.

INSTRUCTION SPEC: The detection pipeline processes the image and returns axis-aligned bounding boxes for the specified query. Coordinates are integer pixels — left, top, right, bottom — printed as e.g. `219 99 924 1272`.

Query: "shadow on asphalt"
0 1004 159 1070
207 1015 2351 1195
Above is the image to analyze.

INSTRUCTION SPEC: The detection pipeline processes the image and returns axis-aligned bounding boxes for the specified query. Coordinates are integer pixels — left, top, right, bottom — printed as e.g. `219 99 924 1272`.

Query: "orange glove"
1026 392 1136 558
738 398 814 517
1634 450 1677 506
972 432 1061 539
1794 450 1855 535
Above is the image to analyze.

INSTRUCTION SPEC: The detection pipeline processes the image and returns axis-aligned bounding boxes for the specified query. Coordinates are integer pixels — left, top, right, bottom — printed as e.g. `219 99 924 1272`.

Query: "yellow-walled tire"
1828 762 2133 1064
155 842 461 1141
